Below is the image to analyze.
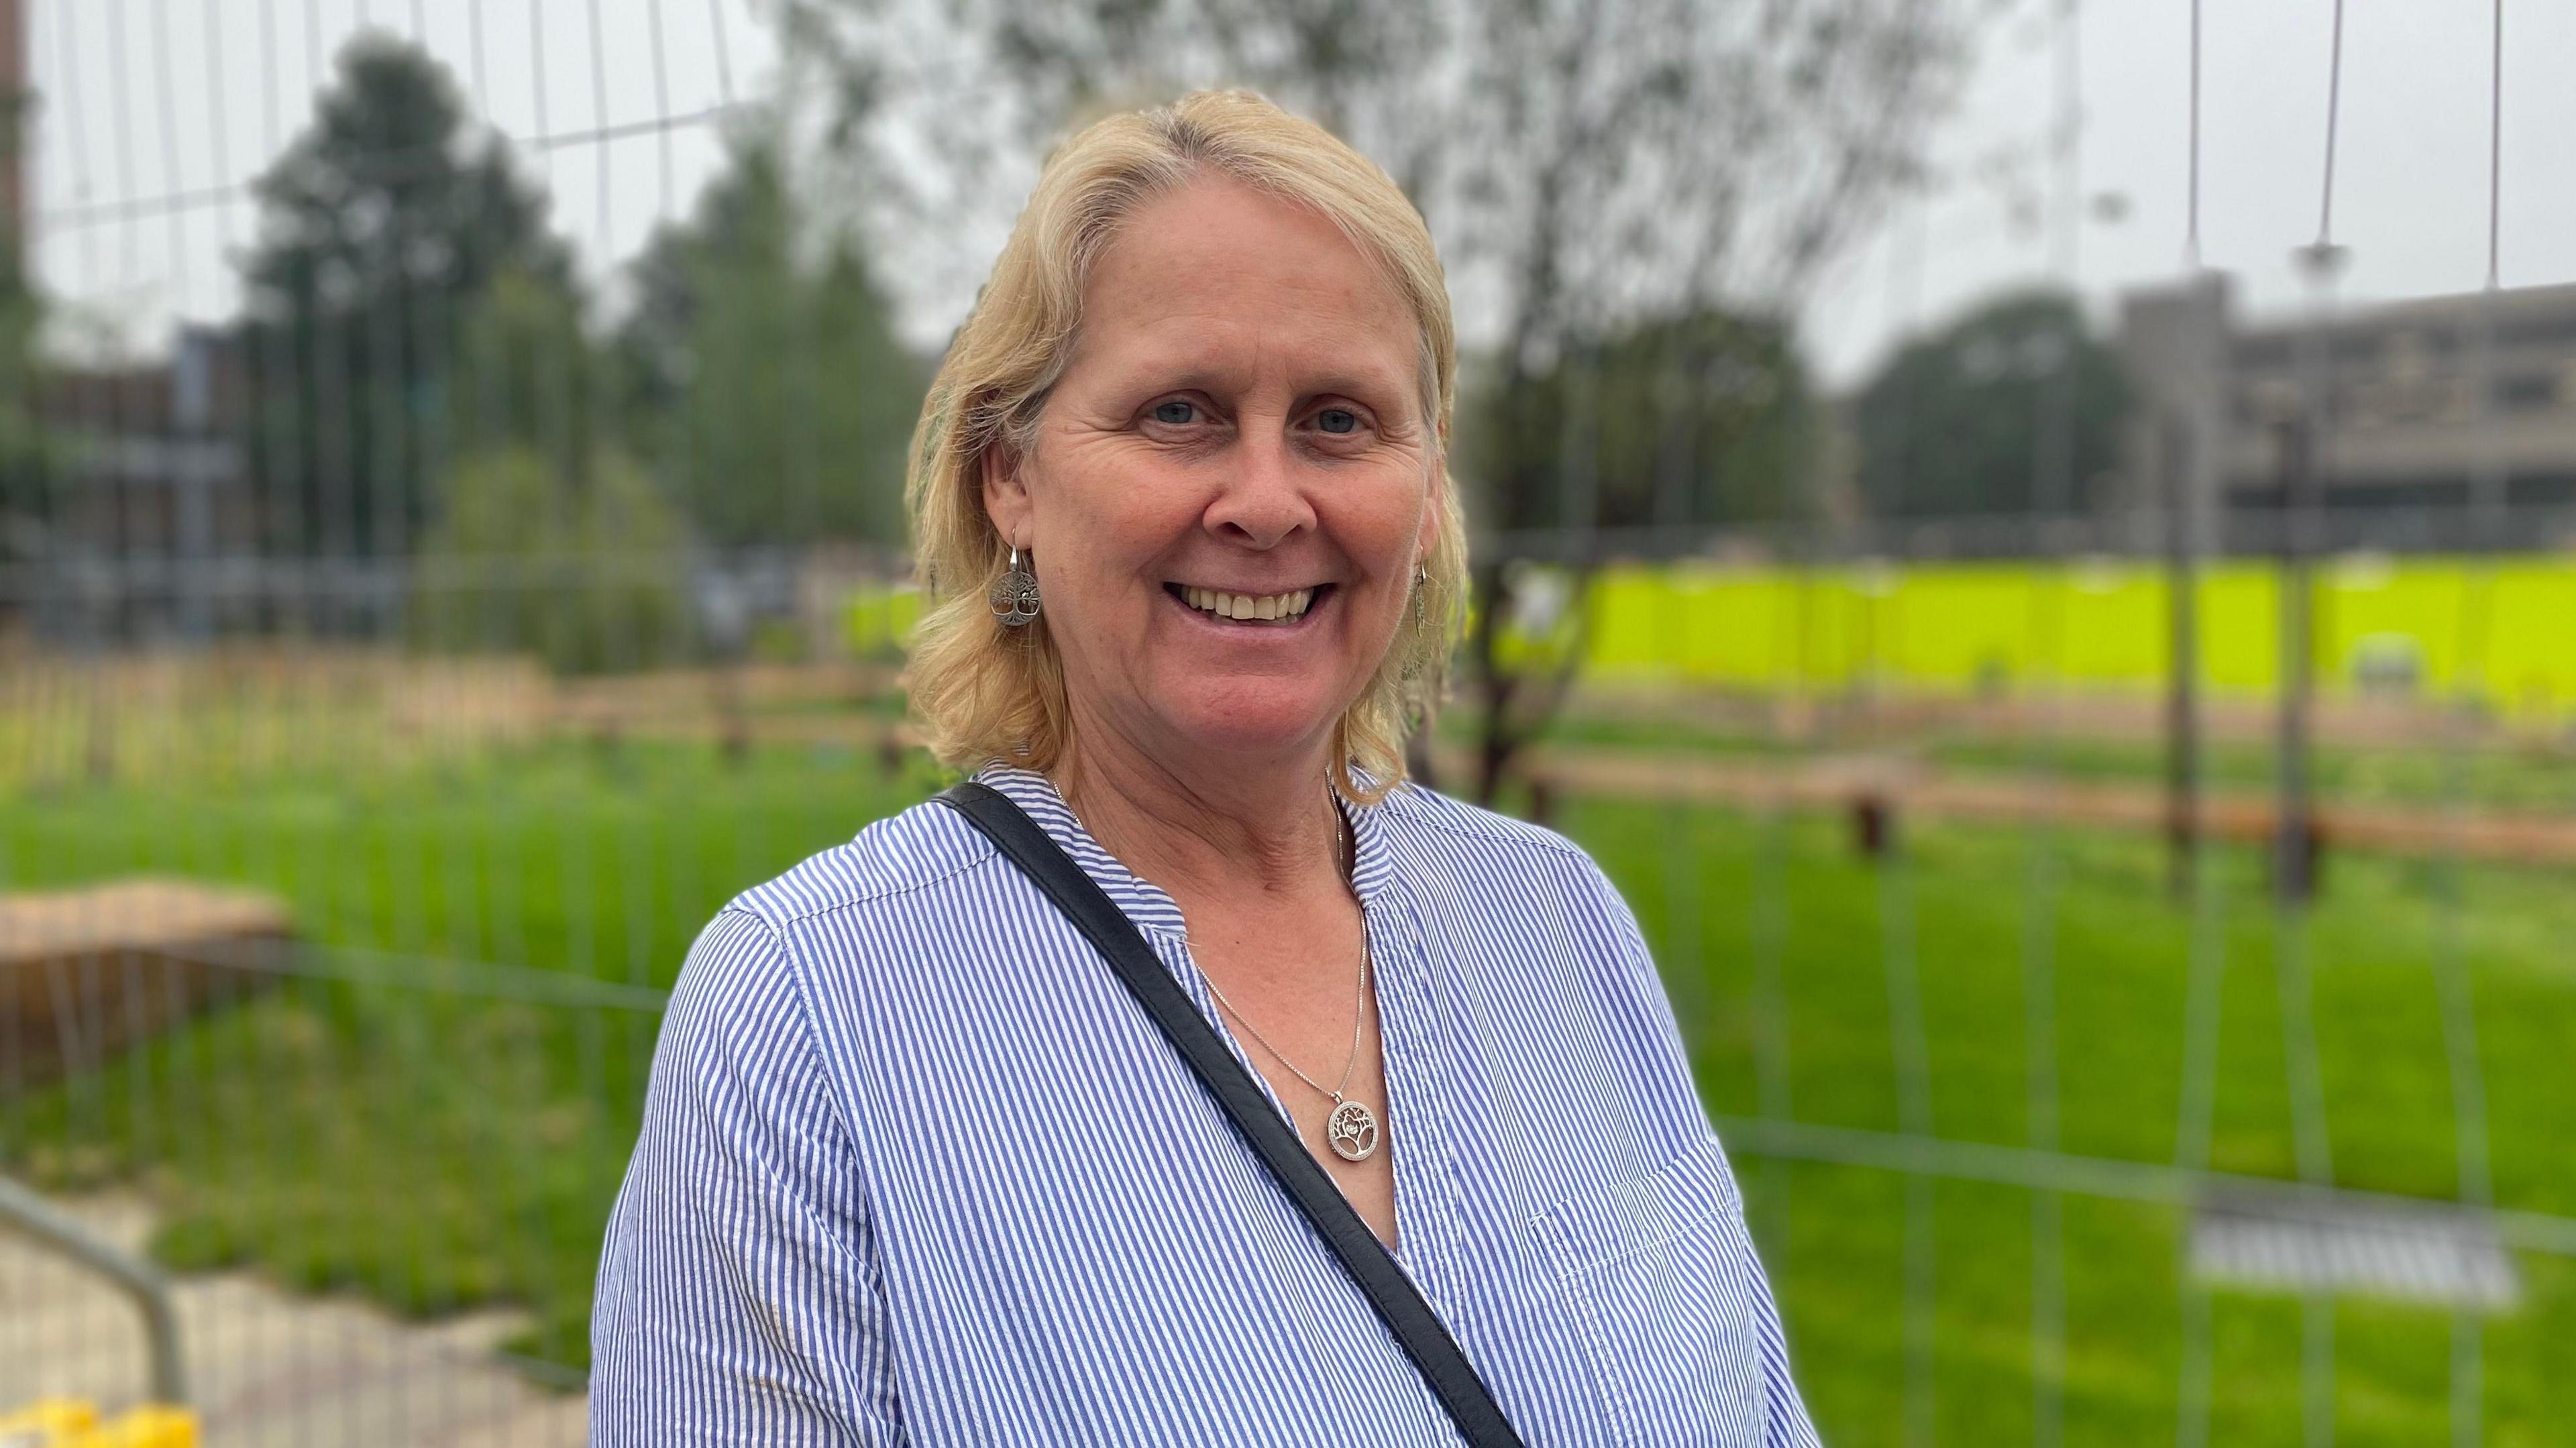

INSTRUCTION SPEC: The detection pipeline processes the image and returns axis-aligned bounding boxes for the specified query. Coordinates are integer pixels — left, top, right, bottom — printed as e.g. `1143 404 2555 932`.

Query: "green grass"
1 738 946 1366
1573 792 2576 1445
3 737 2572 1441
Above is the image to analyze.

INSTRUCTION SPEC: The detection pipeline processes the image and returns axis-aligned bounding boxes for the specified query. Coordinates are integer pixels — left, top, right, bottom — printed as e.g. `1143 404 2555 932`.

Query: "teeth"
1178 585 1317 622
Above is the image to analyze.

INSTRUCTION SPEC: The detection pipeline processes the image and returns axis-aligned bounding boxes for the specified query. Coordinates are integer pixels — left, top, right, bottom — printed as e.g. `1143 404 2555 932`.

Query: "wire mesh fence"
0 0 2572 1445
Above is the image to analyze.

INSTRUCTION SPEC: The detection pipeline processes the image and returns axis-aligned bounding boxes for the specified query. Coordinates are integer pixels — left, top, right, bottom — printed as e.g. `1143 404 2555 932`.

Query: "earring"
989 545 1041 627
1400 566 1432 681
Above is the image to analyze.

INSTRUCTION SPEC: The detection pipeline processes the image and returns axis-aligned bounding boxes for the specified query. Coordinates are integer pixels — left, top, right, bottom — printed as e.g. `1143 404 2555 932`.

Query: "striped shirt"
591 763 1816 1445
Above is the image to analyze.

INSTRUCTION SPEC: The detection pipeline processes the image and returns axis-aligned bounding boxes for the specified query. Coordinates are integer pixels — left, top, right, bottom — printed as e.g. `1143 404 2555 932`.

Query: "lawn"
1 738 948 1367
1572 791 2575 1445
3 735 2571 1443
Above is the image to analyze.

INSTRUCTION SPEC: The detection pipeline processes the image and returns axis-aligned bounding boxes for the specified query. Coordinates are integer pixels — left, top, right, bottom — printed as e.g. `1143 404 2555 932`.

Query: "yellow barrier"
1581 555 2576 722
0 1402 195 1448
0 1402 97 1444
60 1408 195 1448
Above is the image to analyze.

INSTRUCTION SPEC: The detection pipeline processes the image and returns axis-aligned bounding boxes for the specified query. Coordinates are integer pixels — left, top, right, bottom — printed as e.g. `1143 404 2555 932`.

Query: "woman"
592 89 1815 1446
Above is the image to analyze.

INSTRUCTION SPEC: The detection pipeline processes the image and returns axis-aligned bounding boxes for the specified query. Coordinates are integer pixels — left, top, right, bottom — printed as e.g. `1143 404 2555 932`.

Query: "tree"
1852 289 2130 520
413 445 690 673
451 266 610 482
237 32 568 562
0 240 50 560
773 0 1978 802
615 127 920 549
1465 307 1814 538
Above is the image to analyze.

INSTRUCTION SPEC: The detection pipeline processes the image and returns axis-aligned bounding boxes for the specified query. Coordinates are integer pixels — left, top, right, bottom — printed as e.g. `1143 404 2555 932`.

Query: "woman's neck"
1050 731 1346 910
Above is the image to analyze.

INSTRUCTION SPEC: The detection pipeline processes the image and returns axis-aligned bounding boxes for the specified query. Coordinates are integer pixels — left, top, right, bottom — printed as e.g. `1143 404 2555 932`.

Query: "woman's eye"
1316 408 1360 435
1150 399 1197 425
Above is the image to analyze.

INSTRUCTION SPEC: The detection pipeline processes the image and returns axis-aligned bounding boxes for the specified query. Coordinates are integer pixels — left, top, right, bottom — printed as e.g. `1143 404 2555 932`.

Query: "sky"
17 0 2575 389
21 0 787 353
1805 0 2576 384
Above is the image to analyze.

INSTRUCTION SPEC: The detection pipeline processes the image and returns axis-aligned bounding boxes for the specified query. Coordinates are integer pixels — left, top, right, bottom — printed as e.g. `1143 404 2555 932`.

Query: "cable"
2185 0 2202 271
708 0 737 106
2315 0 2345 249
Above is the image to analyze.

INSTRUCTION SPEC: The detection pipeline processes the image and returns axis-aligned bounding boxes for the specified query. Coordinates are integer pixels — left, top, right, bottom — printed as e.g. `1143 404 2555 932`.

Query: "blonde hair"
901 89 1466 803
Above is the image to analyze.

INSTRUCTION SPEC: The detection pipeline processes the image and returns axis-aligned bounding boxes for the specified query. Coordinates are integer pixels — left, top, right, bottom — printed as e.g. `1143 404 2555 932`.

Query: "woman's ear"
980 439 1033 551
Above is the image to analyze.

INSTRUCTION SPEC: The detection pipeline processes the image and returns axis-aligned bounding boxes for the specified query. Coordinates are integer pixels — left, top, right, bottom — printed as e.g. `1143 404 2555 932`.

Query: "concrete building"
2121 276 2576 553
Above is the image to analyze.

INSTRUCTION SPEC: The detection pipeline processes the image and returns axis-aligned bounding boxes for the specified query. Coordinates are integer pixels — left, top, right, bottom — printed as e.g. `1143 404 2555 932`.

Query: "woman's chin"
1150 693 1346 765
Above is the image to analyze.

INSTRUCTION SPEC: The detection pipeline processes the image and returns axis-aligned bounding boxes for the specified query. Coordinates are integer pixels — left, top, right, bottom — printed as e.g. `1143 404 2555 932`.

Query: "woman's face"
984 175 1440 774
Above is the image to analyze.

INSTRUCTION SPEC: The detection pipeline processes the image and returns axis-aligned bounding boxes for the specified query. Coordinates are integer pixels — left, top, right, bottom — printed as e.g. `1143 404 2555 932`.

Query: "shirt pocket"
1530 1133 1767 1447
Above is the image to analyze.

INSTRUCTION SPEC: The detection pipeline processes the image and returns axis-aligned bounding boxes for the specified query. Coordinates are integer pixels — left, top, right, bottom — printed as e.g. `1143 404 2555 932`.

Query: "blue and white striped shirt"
592 764 1816 1445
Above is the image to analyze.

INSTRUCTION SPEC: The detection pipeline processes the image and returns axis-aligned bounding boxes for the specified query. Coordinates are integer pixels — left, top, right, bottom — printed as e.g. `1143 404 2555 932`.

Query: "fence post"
0 1175 188 1406
2163 411 2202 901
2273 415 2320 905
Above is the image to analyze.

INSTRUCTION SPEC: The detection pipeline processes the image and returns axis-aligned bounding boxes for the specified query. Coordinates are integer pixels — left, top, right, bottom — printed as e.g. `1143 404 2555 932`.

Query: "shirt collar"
969 761 1401 938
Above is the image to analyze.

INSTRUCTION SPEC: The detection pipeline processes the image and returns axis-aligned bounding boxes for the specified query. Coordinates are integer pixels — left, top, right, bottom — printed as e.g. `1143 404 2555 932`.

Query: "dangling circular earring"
989 545 1041 627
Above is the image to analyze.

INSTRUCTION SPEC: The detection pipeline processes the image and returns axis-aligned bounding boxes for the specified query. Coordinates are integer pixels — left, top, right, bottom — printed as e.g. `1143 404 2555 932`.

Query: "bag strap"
934 781 1527 1448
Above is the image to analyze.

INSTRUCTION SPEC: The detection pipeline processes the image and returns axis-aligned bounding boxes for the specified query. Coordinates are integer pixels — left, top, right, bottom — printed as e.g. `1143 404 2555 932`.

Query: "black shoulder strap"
934 781 1527 1448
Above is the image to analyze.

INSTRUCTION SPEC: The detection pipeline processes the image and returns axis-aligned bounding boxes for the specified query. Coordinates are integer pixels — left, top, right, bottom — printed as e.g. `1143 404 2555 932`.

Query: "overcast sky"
19 1 2573 389
1807 0 2576 384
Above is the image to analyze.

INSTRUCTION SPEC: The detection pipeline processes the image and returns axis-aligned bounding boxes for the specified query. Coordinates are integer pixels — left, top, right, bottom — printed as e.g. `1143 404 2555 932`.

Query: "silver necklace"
1198 799 1382 1163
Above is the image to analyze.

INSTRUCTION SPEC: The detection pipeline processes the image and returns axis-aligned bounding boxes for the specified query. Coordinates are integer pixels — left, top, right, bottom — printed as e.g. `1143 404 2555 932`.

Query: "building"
2121 276 2576 554
13 327 260 642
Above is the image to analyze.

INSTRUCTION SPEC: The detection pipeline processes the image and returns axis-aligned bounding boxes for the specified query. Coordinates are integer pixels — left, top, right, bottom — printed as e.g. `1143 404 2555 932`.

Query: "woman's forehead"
1070 182 1419 398
1067 319 1417 404
1095 183 1407 311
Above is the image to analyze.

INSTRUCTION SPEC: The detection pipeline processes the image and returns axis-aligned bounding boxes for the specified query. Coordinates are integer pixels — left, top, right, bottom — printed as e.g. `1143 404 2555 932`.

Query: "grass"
3 732 2572 1442
1 737 945 1366
1574 791 2576 1445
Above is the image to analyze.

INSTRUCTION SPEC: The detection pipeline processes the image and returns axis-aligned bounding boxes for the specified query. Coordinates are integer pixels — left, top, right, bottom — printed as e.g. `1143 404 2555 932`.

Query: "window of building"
2494 373 2560 411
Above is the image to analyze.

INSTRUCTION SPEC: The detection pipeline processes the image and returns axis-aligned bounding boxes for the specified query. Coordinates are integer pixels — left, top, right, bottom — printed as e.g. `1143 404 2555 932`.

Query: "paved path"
0 1190 586 1447
1515 746 2576 866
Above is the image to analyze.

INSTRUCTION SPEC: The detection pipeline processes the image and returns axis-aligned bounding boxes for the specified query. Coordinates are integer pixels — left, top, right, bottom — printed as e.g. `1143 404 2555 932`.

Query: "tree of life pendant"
1326 1096 1379 1162
987 567 1041 626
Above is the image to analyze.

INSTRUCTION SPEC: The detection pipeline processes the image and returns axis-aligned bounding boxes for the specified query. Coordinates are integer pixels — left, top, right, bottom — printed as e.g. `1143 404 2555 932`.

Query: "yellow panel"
1563 555 2573 721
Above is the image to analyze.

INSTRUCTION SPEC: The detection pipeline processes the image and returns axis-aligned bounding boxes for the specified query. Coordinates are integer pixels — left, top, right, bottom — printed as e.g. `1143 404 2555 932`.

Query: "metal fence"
3 934 643 1445
1 554 2570 1444
2 0 2574 1445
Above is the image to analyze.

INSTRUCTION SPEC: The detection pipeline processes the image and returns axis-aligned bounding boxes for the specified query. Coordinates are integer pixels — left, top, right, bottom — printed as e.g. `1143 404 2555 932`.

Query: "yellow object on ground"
59 1408 197 1448
0 1400 99 1445
0 1403 196 1448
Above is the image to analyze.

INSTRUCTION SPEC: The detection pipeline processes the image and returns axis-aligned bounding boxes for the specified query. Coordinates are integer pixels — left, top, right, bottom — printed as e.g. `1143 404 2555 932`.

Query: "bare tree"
775 0 1980 801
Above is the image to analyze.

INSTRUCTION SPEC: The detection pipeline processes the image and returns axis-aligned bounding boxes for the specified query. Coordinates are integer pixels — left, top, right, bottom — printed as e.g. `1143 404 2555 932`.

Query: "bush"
413 446 693 673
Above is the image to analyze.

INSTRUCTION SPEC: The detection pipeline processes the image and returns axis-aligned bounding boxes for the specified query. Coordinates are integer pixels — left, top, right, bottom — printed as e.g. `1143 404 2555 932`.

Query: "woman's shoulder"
721 789 1002 938
1374 778 1612 884
1369 779 1644 938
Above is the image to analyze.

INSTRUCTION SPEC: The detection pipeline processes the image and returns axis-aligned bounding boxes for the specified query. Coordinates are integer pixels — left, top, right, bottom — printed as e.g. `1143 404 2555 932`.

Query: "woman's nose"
1203 430 1316 549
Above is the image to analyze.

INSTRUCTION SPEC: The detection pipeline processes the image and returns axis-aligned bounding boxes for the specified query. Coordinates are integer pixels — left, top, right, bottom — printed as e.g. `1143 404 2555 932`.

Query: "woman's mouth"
1163 581 1332 626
